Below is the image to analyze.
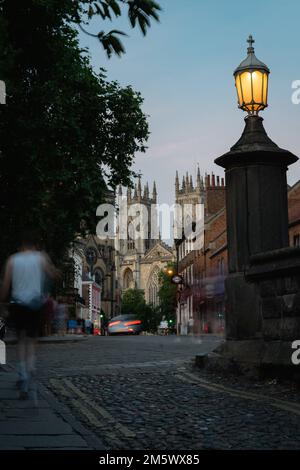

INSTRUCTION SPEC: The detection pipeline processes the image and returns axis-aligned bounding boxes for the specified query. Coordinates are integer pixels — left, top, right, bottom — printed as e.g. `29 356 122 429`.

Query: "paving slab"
0 434 88 449
0 366 105 450
0 389 20 399
1 399 49 409
1 409 61 420
0 419 74 435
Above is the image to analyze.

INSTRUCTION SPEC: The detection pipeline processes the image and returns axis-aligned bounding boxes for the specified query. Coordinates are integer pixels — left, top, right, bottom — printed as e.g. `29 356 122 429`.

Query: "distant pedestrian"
0 230 59 401
54 298 67 336
85 318 92 334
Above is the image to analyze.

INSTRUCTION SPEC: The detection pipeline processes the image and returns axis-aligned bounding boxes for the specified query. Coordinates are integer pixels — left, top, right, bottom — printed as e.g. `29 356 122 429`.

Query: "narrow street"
2 335 300 450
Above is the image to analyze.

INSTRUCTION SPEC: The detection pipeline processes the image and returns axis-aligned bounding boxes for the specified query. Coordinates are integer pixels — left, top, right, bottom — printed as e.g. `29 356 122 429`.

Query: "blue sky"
80 0 300 207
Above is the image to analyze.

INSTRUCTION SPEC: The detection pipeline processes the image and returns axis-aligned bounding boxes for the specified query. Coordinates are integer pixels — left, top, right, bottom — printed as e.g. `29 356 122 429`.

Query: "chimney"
217 176 220 186
212 173 216 187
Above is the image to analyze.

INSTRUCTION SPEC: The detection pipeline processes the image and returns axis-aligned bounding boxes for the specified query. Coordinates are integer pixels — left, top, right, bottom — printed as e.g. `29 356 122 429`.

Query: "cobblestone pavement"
6 335 300 450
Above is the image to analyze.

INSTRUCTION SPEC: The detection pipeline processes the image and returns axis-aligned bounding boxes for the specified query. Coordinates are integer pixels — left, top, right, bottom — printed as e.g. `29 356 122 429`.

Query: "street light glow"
234 35 269 114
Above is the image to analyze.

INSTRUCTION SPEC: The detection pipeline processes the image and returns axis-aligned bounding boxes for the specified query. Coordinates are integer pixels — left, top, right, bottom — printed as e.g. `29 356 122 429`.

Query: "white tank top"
11 251 44 306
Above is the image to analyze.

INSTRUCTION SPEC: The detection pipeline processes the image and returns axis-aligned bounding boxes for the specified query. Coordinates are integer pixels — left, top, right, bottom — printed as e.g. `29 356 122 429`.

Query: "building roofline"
288 179 300 195
205 206 226 225
209 243 228 259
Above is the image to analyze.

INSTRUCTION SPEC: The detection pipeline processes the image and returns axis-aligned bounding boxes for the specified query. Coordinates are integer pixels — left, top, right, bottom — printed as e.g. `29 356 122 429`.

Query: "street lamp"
214 35 298 341
234 35 269 115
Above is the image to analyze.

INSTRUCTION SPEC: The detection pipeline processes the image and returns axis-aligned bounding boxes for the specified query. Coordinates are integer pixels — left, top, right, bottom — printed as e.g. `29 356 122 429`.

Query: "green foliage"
121 288 145 316
21 0 161 58
76 0 162 57
158 263 177 325
121 288 160 332
100 309 108 327
0 1 149 265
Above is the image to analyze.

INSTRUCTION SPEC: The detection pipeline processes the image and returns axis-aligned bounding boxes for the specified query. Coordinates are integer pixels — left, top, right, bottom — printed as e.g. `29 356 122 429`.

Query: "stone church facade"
115 178 174 306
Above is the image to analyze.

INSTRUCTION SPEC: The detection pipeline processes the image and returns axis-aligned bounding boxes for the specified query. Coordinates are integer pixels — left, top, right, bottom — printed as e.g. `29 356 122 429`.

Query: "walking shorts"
10 304 41 338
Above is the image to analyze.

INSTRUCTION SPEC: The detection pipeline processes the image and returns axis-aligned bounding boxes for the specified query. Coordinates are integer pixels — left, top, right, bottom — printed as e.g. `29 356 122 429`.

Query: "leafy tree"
121 288 160 332
158 263 177 326
76 0 162 57
121 288 145 316
0 1 150 265
143 303 161 333
2 1 162 58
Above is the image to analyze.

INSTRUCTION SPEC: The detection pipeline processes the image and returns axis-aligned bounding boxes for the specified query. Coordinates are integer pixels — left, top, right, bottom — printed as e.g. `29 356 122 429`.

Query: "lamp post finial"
247 34 255 54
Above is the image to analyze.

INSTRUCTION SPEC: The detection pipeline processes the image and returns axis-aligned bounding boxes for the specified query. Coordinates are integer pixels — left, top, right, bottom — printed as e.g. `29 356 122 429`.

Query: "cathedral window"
123 269 134 290
147 267 160 307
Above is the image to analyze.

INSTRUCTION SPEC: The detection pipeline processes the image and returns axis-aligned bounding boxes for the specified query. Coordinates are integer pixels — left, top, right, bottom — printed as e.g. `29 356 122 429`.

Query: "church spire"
137 175 142 199
197 166 201 188
201 175 204 190
143 182 149 199
185 172 189 192
152 181 157 202
175 171 179 195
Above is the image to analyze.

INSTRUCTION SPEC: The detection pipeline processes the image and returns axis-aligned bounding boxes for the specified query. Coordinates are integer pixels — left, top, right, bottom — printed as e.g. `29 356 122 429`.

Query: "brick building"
288 180 300 247
175 171 226 334
175 172 300 335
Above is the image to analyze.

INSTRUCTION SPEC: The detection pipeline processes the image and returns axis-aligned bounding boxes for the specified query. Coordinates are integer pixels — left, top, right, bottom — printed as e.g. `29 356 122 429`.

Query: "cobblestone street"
3 335 300 450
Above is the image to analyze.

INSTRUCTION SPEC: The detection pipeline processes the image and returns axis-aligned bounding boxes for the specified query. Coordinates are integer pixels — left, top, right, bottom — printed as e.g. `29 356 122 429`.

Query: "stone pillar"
215 115 298 340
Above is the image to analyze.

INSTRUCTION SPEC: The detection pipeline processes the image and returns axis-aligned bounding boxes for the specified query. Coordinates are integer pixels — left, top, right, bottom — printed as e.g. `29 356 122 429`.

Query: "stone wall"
206 246 300 378
247 246 300 344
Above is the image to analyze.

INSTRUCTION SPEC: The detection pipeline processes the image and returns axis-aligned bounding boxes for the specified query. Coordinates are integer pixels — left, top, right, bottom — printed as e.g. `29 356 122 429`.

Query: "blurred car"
108 314 142 335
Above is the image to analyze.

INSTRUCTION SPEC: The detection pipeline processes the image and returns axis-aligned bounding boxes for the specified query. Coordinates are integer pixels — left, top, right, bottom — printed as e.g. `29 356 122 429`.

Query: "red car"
108 314 142 335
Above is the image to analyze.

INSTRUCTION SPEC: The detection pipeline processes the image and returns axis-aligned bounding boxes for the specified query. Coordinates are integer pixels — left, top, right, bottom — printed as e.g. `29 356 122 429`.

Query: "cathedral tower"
115 177 159 290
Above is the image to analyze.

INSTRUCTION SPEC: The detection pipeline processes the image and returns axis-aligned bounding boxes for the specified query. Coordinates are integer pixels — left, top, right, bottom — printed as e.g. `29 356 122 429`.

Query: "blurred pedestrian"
85 318 92 335
0 230 58 401
42 295 56 337
54 297 67 336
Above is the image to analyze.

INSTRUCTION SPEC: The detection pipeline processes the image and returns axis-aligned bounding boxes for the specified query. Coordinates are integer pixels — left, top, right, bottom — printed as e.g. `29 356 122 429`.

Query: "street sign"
171 274 184 285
